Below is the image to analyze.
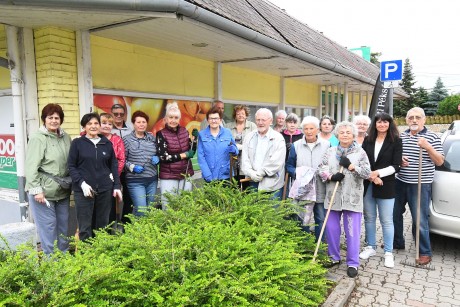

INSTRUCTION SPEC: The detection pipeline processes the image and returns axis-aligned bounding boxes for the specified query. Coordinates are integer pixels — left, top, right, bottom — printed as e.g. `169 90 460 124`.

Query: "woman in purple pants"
318 121 371 278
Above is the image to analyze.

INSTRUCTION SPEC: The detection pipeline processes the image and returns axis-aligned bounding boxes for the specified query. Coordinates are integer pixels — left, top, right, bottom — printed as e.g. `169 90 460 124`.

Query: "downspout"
1 0 376 86
6 26 28 220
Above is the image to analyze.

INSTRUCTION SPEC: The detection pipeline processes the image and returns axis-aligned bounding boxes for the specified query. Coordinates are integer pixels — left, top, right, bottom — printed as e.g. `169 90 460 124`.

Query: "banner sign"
0 134 18 189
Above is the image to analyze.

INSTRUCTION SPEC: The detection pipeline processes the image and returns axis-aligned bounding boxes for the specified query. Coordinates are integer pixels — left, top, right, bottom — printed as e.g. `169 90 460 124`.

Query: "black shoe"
323 259 341 268
347 266 358 278
393 245 405 250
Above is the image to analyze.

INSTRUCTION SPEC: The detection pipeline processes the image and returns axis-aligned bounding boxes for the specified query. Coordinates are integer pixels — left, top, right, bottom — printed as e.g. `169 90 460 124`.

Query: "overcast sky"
268 0 460 94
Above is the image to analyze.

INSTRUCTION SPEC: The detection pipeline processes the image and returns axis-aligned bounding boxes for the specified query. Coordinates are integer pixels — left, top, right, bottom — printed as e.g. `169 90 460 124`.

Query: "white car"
429 132 460 239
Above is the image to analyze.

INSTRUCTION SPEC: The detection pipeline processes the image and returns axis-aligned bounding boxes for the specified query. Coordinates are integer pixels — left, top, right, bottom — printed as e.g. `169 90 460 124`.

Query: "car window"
441 138 460 172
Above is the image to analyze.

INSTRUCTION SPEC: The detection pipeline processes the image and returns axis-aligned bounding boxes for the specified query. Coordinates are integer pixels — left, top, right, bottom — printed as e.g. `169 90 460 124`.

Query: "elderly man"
241 108 286 199
111 103 132 138
393 107 444 265
273 110 287 132
286 116 330 241
200 100 226 130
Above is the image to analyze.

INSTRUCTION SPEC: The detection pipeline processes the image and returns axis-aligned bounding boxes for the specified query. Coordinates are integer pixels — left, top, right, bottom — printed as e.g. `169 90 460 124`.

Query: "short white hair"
301 116 319 129
353 115 371 125
165 101 181 118
334 121 357 138
275 110 287 118
256 108 273 120
406 107 425 118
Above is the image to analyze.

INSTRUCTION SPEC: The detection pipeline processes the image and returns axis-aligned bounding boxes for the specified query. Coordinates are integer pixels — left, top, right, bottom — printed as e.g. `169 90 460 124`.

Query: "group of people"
25 101 444 280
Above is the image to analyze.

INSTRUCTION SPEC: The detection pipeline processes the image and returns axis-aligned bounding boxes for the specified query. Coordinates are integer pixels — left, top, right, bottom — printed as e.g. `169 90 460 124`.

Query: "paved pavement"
324 210 460 307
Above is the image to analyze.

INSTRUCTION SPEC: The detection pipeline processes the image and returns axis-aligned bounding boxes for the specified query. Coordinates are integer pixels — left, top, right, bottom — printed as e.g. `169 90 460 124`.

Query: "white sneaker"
384 252 394 268
359 246 376 259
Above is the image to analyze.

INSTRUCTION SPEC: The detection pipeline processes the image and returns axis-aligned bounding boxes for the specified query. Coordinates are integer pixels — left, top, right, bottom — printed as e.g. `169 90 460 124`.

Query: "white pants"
160 179 192 210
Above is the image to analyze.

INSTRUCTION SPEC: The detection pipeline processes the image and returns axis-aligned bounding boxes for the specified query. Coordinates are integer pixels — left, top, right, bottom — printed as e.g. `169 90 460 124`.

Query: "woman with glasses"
123 110 160 216
353 115 371 145
319 115 339 146
68 113 122 241
198 106 238 182
282 113 303 161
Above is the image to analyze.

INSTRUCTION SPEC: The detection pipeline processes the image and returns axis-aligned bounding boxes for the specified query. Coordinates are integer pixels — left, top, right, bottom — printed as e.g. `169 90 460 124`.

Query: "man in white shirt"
241 108 286 199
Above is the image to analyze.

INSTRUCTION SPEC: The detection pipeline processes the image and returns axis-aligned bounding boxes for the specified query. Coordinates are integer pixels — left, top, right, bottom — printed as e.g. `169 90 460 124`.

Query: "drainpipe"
6 26 28 220
1 0 376 86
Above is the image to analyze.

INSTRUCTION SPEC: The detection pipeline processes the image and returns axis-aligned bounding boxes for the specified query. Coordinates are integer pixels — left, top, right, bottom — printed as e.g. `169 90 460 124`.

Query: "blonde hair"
166 101 181 119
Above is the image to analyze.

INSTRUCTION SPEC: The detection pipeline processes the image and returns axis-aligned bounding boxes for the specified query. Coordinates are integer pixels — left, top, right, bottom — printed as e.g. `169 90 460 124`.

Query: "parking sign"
380 60 403 81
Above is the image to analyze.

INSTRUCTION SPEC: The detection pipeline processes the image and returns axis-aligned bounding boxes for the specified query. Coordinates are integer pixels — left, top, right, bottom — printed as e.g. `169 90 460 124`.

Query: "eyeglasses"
208 117 221 122
113 112 125 117
407 115 423 121
356 123 368 126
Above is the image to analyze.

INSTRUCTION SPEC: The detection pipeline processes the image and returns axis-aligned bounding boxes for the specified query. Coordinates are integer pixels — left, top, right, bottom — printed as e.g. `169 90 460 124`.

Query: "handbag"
39 169 72 190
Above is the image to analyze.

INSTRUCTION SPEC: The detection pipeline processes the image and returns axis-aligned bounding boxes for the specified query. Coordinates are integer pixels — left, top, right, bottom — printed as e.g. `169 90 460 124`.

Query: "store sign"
0 135 18 189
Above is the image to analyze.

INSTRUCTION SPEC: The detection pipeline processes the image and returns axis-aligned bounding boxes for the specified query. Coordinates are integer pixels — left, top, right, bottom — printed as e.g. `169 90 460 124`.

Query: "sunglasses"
113 112 125 117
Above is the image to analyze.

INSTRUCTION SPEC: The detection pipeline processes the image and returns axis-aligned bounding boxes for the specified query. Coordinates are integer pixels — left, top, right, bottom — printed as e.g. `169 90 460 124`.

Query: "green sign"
349 46 371 62
0 135 17 189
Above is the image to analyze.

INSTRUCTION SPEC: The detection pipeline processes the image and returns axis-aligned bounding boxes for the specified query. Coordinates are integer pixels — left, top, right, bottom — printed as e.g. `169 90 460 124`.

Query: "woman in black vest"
156 102 198 209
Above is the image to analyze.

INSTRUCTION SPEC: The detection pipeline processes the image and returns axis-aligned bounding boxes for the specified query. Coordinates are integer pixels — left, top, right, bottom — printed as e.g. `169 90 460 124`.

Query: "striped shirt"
396 127 443 184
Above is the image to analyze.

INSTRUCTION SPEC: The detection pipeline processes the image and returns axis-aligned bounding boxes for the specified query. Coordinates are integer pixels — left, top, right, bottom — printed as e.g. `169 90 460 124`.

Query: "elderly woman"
25 103 72 254
318 115 339 146
198 105 238 182
273 110 287 132
318 121 371 278
68 113 122 241
156 102 198 209
282 113 303 160
286 116 330 242
353 115 371 145
225 105 257 186
123 110 159 216
360 113 402 268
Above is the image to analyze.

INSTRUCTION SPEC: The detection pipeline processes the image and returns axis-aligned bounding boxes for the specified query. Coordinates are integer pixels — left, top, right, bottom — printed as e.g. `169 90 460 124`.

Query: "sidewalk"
324 210 460 307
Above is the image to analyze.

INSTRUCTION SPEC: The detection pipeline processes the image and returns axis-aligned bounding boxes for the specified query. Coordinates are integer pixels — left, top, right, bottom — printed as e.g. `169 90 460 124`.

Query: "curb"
322 274 356 307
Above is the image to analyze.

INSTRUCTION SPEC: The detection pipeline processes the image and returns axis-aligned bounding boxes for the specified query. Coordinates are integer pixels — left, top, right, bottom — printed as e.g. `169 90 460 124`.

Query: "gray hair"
300 116 320 129
406 107 426 118
256 108 273 120
353 114 371 125
334 121 357 138
275 110 287 118
285 113 300 124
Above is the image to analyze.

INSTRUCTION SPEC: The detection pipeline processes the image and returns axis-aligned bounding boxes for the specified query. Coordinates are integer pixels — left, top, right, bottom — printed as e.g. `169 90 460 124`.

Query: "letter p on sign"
380 60 403 82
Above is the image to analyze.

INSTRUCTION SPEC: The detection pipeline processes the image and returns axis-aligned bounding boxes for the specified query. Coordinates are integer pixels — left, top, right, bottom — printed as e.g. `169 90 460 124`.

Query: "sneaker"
323 259 341 268
359 246 376 259
384 252 394 268
347 266 358 278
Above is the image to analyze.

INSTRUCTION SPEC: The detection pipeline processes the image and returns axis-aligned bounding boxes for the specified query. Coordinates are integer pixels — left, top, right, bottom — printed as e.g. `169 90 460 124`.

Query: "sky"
268 0 460 94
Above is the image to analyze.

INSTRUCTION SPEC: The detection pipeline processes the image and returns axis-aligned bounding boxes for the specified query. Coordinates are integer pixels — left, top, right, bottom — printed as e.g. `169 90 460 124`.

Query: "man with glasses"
393 107 444 265
111 104 133 138
241 108 286 199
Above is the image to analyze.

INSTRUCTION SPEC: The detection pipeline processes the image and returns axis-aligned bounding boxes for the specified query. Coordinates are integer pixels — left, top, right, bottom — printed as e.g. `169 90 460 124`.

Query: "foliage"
437 95 460 116
394 59 419 117
370 52 381 67
0 182 330 306
416 87 436 115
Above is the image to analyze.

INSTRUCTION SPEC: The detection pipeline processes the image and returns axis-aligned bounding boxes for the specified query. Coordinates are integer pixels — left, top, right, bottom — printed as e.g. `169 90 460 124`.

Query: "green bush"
0 182 330 306
437 95 460 116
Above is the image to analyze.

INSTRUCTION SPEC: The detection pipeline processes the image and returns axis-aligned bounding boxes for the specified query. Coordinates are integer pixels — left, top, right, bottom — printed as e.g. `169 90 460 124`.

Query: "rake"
400 148 435 270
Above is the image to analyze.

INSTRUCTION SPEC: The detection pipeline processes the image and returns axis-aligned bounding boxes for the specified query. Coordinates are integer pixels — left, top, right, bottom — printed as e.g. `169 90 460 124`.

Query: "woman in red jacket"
156 102 198 209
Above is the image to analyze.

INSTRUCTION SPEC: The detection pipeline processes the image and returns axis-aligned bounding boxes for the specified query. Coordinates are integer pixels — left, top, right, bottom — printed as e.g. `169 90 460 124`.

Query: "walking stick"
312 166 343 262
282 172 290 200
415 148 422 264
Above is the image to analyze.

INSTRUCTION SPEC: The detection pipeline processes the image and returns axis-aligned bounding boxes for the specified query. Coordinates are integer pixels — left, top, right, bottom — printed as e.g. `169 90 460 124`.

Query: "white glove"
109 173 114 182
247 169 263 182
236 144 243 151
81 181 94 198
113 189 122 201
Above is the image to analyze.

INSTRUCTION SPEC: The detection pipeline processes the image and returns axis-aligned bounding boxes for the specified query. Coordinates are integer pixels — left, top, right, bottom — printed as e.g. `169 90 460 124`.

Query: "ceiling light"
278 67 288 70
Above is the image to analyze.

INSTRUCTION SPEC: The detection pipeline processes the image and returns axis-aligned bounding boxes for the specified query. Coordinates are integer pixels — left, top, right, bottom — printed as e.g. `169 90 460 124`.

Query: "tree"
393 58 418 116
429 77 449 102
437 94 460 115
417 87 437 115
370 52 382 67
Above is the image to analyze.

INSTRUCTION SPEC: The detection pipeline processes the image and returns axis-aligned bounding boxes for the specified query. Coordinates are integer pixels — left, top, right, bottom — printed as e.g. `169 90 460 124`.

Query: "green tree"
429 77 449 102
393 59 419 116
370 52 381 67
417 87 436 115
437 94 460 115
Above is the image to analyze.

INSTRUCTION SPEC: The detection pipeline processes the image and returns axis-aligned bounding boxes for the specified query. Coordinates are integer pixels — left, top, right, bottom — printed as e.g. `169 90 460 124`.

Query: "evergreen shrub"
0 182 330 306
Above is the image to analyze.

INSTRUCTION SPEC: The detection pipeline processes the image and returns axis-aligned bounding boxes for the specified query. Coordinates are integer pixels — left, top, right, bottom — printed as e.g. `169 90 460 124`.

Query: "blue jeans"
313 202 326 242
127 179 157 217
363 185 394 253
248 182 283 201
393 179 432 256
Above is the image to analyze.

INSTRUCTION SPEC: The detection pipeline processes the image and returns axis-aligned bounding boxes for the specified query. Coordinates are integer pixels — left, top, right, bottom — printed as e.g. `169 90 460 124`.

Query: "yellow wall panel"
285 79 318 107
0 25 10 90
91 36 214 98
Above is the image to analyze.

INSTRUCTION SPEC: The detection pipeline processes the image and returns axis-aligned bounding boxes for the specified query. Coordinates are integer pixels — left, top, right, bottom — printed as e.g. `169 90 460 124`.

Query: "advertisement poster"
93 94 210 170
0 135 17 189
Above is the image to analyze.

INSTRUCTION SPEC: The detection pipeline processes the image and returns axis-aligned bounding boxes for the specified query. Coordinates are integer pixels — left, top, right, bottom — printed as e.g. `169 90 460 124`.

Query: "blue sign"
380 60 403 81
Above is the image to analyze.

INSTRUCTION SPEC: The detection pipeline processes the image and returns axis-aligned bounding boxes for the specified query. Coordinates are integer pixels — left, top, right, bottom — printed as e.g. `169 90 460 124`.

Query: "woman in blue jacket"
68 113 121 241
198 106 238 182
